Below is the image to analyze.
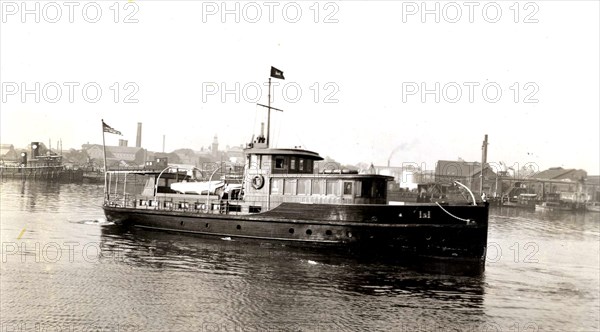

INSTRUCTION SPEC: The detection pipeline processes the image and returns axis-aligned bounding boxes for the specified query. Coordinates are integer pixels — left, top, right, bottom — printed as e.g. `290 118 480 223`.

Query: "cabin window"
229 205 242 212
326 180 341 196
271 179 283 194
275 157 285 169
290 158 296 171
284 179 297 195
249 206 261 213
307 160 314 173
298 179 310 195
299 159 305 171
312 179 324 195
343 182 353 195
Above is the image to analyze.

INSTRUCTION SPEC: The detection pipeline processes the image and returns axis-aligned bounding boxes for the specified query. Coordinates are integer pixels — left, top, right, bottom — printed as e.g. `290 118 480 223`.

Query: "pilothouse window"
275 157 285 169
343 182 353 195
355 181 362 197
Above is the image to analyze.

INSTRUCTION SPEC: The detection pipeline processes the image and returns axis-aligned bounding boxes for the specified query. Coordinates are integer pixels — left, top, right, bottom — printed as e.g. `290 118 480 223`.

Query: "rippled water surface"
1 180 599 331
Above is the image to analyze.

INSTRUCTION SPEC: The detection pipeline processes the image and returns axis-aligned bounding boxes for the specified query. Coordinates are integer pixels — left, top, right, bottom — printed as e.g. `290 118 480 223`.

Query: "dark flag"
270 66 285 80
102 121 122 135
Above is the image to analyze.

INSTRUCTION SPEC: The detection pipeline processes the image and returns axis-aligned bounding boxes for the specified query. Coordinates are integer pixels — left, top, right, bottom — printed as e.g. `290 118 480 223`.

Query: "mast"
267 77 271 147
102 120 108 201
257 67 284 148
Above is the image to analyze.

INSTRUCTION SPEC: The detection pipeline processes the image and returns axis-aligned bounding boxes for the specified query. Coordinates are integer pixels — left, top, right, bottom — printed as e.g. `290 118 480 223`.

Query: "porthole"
347 231 353 238
205 223 210 228
289 228 295 234
306 229 312 235
180 221 184 226
325 230 332 236
236 225 241 230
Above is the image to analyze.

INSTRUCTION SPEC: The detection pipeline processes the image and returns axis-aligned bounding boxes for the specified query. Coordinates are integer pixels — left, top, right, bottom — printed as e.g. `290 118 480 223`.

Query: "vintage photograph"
1 1 598 331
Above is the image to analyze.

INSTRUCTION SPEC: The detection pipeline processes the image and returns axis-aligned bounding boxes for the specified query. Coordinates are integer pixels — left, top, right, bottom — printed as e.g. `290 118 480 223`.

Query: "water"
1 180 598 332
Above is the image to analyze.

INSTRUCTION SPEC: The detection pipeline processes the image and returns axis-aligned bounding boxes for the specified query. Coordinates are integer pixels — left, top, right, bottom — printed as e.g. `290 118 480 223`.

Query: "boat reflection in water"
97 224 490 329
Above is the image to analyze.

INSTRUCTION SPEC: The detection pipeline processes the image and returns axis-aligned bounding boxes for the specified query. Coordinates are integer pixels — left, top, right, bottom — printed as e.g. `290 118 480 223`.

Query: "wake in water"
69 218 114 226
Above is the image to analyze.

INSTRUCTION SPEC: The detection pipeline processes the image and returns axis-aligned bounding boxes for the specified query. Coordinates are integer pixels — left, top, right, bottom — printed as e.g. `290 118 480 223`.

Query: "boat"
102 70 489 262
0 141 83 182
586 202 600 212
535 201 573 212
535 193 573 212
501 193 538 209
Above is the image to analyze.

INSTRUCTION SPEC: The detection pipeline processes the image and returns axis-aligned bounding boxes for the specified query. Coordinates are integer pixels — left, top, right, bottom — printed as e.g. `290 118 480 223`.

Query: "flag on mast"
270 66 285 80
102 121 122 135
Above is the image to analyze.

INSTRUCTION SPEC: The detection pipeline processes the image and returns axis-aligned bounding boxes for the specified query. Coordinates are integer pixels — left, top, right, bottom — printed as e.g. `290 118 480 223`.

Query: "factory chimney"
136 122 142 148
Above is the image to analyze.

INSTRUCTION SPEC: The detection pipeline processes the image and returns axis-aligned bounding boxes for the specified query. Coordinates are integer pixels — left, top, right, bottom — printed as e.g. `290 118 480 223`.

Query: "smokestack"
136 122 142 148
260 122 265 137
480 134 489 196
31 142 40 158
481 134 488 166
162 135 165 153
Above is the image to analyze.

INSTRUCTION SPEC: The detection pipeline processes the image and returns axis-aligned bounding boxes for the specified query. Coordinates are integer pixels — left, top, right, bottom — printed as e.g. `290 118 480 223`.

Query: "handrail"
154 165 180 198
206 165 224 210
454 181 477 206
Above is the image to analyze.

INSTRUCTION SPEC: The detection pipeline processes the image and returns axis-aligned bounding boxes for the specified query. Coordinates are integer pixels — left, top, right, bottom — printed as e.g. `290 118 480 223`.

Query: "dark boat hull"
0 166 83 182
103 202 489 261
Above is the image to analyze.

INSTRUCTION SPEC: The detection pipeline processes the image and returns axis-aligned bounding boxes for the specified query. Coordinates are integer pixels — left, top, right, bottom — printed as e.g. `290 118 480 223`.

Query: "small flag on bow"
102 120 122 135
270 66 285 80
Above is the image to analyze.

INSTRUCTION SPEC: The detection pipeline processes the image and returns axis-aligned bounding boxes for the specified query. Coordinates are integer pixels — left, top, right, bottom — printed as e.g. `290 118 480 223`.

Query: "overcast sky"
1 1 598 174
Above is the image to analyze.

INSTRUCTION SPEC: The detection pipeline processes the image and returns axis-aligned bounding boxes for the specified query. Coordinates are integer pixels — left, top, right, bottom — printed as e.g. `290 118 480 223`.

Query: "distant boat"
502 193 537 209
0 142 82 182
535 201 573 212
586 202 600 213
534 192 590 212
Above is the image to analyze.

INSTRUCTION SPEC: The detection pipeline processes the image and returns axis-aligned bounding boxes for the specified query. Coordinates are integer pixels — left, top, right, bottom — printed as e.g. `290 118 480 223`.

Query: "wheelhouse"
243 147 393 212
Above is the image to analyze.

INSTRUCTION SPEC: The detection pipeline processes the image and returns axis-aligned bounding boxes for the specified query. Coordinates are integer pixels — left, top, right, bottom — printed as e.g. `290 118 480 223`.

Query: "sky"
1 1 599 174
